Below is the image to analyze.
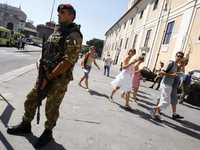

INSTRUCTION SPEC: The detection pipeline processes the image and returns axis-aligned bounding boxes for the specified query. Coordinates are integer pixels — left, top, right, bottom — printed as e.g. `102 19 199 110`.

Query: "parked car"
185 69 200 106
190 70 200 84
140 67 156 82
25 38 34 45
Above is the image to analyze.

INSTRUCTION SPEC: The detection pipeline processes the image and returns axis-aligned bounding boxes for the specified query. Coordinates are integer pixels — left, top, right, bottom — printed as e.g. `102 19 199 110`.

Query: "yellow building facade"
103 0 200 72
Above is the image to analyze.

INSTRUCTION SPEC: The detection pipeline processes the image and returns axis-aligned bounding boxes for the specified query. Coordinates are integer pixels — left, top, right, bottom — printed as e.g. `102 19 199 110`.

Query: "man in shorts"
150 51 184 121
79 46 100 90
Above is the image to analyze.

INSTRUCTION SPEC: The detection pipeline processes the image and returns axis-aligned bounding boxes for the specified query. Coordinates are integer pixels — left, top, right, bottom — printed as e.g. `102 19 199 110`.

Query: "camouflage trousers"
23 77 70 130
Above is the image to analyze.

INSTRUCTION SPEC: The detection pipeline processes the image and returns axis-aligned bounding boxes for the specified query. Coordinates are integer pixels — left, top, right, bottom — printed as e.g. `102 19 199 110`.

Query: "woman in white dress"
110 49 138 108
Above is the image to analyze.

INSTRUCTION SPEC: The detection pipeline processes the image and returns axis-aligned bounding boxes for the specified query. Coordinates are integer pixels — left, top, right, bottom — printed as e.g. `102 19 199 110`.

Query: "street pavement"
0 49 200 150
0 45 41 74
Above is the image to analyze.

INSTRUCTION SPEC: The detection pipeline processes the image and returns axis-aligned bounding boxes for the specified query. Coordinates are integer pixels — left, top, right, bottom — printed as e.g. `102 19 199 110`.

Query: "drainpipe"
146 0 166 68
153 0 172 71
182 0 198 53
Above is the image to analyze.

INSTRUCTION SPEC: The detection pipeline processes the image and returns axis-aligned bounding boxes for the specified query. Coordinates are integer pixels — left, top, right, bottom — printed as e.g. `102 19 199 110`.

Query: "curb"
0 64 36 83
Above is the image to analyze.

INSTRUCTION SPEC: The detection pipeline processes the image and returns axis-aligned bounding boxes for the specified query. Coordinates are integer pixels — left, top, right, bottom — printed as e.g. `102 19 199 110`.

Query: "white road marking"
0 64 36 83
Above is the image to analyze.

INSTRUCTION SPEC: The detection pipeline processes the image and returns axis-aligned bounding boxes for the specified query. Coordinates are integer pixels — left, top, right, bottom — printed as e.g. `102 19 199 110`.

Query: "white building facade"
103 0 200 72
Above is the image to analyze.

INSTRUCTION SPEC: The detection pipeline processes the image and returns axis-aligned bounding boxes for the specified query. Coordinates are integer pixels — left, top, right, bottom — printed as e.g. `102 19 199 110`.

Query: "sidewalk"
0 62 200 150
18 45 42 52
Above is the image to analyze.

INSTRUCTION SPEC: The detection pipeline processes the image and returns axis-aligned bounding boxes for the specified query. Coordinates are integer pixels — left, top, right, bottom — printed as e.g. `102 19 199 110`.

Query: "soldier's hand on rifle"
40 79 48 90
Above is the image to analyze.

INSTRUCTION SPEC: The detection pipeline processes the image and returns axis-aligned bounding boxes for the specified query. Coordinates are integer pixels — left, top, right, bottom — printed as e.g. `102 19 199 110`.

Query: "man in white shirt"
103 54 113 77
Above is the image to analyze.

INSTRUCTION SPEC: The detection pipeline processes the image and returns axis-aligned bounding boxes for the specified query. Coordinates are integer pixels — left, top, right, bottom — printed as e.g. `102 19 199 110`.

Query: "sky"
2 0 128 43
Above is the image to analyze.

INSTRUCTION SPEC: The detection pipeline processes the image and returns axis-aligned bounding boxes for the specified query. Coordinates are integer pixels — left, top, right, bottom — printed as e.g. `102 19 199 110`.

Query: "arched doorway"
7 22 14 30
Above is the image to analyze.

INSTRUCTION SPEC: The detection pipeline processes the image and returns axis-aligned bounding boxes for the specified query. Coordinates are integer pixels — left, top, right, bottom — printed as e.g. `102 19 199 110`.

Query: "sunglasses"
176 55 183 58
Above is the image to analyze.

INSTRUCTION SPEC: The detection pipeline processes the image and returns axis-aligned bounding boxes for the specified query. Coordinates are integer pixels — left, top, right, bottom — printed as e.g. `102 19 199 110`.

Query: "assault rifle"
36 40 64 124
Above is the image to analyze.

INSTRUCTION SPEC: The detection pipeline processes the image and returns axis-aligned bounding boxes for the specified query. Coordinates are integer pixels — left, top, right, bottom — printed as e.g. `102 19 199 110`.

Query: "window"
164 2 168 11
140 10 144 19
130 18 134 25
120 39 123 48
115 42 118 49
144 29 152 47
132 34 138 49
119 26 121 32
163 21 175 44
112 43 115 50
125 38 129 49
153 0 159 10
124 22 126 29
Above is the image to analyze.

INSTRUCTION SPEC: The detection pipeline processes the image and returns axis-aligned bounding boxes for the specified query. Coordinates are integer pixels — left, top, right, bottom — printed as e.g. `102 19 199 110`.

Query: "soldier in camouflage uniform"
7 4 82 149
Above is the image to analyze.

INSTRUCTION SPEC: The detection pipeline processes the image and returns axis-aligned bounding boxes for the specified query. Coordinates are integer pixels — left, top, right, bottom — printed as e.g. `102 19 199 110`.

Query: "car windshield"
193 72 200 79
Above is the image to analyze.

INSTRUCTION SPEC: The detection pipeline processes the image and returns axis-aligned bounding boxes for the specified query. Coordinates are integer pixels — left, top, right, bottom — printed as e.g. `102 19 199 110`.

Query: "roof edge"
105 0 142 36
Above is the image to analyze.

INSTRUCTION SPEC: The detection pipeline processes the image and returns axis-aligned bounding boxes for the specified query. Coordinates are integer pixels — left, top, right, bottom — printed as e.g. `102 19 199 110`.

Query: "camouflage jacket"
42 23 83 81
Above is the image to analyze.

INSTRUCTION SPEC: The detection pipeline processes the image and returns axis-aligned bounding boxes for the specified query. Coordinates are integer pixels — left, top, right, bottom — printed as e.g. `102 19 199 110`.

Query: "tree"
86 38 104 57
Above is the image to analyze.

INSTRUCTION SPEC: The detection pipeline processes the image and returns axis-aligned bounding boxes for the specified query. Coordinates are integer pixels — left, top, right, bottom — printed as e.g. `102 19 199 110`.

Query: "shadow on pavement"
0 131 14 150
138 98 200 141
25 133 66 150
161 113 200 133
181 103 200 111
176 120 200 133
163 120 200 140
113 93 200 141
0 94 15 149
0 93 15 128
0 94 66 149
0 103 15 128
41 141 67 150
6 133 66 150
108 76 115 79
88 89 109 99
136 93 153 101
112 101 164 127
138 90 151 96
140 84 153 89
136 98 156 107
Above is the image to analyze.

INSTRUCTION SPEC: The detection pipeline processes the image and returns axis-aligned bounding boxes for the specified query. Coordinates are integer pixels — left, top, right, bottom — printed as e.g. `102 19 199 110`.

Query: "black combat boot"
34 129 53 149
7 120 31 135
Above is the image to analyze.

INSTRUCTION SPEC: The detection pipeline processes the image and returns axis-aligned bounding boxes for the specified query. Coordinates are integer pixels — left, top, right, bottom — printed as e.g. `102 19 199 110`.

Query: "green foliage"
86 38 104 57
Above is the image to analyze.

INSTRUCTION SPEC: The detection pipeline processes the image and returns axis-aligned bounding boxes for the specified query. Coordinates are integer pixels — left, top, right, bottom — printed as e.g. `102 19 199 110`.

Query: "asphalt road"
0 46 41 75
0 48 200 150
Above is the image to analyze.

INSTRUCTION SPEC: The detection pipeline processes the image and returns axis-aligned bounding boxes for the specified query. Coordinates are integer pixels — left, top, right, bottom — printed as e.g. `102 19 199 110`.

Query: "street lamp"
50 0 55 22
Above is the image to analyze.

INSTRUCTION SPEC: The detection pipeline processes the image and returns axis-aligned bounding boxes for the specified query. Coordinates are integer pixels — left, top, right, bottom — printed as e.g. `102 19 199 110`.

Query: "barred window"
144 29 152 47
120 39 123 48
140 10 144 19
130 18 133 25
153 0 159 10
132 34 138 49
125 38 129 49
163 21 175 44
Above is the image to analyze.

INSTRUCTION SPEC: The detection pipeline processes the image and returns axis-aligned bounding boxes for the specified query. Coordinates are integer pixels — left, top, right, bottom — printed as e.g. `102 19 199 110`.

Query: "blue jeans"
104 65 110 77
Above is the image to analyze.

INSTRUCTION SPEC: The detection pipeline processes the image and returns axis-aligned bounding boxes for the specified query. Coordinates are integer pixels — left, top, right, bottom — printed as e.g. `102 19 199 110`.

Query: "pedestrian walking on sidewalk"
150 52 184 121
7 4 83 149
178 50 191 103
132 57 144 101
149 61 164 90
79 46 100 91
103 54 113 77
109 49 138 108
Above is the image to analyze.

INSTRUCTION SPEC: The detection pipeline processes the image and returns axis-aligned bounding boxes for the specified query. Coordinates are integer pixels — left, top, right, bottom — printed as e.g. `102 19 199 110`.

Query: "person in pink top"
132 56 144 101
110 50 144 108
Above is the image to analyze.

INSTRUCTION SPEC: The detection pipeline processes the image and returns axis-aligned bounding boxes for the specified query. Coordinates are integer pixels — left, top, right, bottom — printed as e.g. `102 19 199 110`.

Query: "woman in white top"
110 49 139 108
